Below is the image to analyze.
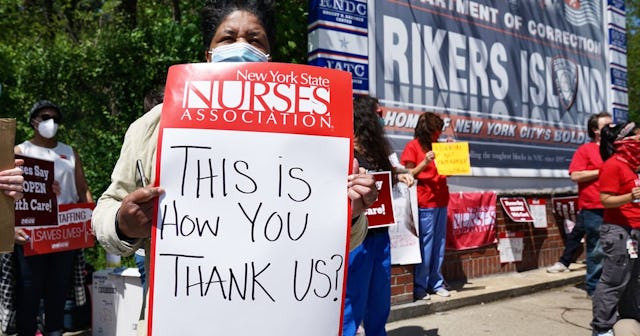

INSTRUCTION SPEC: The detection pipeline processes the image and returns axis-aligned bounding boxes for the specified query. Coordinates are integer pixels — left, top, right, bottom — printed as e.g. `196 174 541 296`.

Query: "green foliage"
0 0 309 271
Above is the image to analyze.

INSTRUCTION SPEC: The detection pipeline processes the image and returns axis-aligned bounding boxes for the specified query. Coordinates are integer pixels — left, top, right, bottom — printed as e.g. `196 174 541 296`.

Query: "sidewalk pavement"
59 263 586 335
388 262 587 323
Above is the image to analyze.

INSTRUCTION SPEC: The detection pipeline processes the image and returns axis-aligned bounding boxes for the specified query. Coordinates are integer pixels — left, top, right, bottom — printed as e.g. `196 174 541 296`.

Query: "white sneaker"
435 288 451 297
546 262 570 273
415 293 430 301
592 329 613 336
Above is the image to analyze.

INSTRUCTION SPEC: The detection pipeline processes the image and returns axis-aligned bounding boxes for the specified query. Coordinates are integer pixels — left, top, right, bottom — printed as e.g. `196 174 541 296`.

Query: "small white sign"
528 199 548 229
498 232 523 263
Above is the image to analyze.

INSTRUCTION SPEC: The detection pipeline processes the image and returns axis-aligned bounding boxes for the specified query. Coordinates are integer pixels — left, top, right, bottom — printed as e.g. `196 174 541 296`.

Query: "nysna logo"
180 80 334 128
551 57 578 110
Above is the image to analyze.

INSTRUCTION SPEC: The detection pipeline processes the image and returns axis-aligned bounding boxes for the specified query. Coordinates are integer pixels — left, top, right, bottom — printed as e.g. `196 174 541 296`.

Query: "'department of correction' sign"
148 62 354 336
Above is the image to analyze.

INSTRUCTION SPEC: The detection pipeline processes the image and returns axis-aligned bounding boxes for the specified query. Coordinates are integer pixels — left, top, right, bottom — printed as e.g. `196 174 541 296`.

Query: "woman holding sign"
12 100 93 336
400 112 451 301
342 95 413 336
92 1 377 335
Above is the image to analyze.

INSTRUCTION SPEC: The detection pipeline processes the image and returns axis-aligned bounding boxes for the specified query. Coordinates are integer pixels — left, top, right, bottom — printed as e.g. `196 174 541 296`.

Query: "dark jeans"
14 246 76 335
559 209 604 295
591 224 640 332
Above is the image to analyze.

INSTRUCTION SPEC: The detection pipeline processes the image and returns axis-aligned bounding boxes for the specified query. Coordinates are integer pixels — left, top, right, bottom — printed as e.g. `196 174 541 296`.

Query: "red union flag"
446 191 497 250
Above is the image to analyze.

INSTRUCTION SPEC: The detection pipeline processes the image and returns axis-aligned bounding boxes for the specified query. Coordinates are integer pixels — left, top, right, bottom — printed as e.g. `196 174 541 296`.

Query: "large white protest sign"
148 62 354 335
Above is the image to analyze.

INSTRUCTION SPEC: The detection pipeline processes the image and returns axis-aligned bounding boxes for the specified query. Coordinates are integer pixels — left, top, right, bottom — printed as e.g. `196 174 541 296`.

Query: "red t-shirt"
400 139 449 208
568 142 603 210
600 155 640 228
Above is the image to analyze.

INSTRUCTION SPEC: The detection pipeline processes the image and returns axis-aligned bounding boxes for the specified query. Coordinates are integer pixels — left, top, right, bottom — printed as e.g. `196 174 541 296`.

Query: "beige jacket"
92 103 367 334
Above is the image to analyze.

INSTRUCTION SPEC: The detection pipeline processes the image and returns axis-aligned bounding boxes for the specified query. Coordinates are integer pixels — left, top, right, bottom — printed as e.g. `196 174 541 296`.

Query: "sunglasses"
39 114 60 123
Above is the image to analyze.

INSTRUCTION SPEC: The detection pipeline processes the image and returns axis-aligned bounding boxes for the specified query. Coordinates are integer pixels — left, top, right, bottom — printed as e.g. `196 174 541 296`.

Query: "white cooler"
92 267 143 336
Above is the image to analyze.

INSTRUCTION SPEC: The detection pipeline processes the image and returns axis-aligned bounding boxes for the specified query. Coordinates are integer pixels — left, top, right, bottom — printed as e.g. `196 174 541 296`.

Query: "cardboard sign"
148 62 353 335
366 171 395 228
432 142 471 176
14 154 58 227
498 231 524 263
22 202 95 256
0 119 16 252
528 198 548 228
499 197 534 222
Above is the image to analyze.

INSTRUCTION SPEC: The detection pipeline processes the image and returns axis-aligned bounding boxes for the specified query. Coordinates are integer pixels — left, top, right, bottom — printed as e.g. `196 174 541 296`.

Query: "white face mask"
208 42 269 63
38 118 59 139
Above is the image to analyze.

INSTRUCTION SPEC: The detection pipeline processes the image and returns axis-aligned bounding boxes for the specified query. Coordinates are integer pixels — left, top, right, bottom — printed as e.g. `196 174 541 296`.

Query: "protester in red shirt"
400 112 450 300
591 121 640 336
547 112 611 298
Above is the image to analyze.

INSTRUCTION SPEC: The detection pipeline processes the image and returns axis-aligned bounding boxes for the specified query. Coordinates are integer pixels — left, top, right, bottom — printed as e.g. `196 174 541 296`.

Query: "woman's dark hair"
600 121 637 161
414 112 444 150
353 95 393 174
200 0 276 53
587 112 611 139
143 86 165 113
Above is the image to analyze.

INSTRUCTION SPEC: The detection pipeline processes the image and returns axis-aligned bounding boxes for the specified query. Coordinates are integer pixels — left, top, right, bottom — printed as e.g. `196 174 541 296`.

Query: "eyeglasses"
39 114 60 123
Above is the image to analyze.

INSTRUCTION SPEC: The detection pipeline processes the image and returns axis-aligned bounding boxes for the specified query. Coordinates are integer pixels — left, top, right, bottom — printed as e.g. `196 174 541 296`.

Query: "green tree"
0 0 309 269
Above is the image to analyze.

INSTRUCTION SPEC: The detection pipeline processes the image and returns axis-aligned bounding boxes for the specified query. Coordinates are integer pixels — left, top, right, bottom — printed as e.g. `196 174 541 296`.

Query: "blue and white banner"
369 0 613 171
309 0 368 29
308 0 625 173
308 28 368 59
308 0 370 94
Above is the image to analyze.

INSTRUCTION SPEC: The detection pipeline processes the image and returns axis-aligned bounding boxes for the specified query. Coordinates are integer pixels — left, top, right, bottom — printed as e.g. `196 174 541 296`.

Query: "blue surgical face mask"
208 42 269 63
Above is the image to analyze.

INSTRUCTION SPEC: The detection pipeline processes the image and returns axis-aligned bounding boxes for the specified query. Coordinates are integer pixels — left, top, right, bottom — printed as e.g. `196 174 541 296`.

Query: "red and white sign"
527 198 548 228
551 196 578 223
500 197 534 222
446 191 497 250
551 195 579 234
22 202 95 256
366 171 395 228
148 63 353 336
14 154 58 227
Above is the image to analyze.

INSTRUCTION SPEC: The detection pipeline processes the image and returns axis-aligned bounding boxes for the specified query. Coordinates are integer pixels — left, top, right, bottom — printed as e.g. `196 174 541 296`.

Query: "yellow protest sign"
432 142 471 176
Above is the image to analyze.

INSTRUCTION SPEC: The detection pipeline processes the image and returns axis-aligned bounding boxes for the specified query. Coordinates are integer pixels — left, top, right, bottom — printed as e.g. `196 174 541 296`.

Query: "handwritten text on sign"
432 142 471 176
149 63 353 336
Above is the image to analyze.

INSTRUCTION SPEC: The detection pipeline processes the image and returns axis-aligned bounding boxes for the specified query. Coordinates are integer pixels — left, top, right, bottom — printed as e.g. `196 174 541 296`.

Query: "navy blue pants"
342 229 391 336
559 209 604 295
14 246 75 335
